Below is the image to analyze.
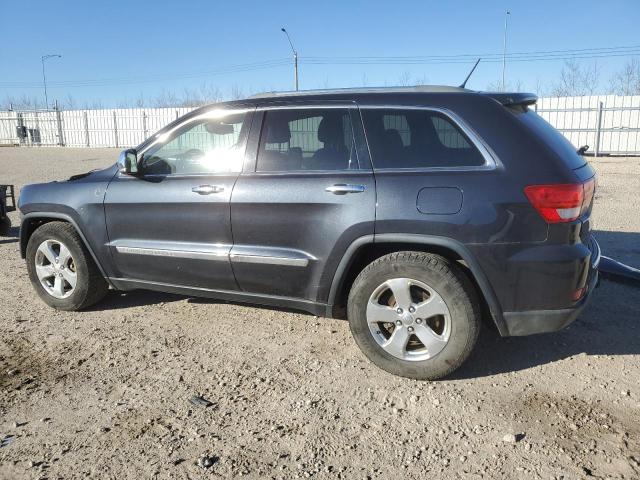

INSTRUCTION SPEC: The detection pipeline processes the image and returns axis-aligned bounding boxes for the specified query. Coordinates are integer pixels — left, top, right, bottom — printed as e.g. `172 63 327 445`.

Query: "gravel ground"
0 147 639 479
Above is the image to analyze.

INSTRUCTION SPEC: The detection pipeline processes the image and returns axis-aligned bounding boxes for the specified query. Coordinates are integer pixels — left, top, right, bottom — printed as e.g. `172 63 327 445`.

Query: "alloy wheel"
34 239 77 299
366 277 451 361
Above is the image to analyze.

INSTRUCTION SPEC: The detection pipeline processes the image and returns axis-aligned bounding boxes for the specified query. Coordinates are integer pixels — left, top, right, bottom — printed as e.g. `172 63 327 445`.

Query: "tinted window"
141 111 247 175
510 107 585 169
257 109 357 171
362 109 485 169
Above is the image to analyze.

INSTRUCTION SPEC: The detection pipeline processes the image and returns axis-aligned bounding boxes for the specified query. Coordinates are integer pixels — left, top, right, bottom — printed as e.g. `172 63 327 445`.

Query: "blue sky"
1 0 639 107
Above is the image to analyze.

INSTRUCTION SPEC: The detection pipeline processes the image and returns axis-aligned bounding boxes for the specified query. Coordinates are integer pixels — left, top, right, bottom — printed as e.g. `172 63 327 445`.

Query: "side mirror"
118 149 138 175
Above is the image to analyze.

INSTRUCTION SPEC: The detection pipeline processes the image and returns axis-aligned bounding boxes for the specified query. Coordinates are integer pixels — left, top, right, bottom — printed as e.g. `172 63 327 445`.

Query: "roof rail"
249 85 469 99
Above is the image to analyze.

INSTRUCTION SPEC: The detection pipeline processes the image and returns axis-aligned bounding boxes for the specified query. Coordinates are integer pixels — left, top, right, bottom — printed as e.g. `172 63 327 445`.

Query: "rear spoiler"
481 92 538 107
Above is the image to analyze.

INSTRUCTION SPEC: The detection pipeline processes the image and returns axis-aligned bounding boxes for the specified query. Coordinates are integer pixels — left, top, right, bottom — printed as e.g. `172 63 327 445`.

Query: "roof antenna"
459 58 481 88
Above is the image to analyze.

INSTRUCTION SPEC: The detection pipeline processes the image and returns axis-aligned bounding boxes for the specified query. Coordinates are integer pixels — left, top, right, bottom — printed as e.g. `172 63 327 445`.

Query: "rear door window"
257 108 358 172
361 108 485 169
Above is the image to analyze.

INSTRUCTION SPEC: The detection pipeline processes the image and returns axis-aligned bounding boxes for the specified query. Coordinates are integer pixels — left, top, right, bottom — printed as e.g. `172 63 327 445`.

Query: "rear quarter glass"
510 107 586 170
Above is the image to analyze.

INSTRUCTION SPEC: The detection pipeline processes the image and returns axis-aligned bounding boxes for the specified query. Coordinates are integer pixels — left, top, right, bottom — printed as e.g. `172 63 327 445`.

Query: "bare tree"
62 94 77 110
0 94 41 110
486 79 524 92
180 82 224 107
397 71 412 86
611 59 640 95
534 77 547 97
199 83 223 104
152 89 179 107
550 59 600 97
229 84 244 101
135 93 146 108
180 86 201 107
83 100 104 110
413 74 429 86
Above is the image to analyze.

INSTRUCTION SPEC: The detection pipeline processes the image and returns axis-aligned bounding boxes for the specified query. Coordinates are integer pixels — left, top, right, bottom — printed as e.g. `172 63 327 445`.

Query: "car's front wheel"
26 222 108 311
347 251 480 380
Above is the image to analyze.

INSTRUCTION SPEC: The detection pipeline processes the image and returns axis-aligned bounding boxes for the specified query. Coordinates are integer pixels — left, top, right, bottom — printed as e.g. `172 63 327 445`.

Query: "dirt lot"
0 147 639 479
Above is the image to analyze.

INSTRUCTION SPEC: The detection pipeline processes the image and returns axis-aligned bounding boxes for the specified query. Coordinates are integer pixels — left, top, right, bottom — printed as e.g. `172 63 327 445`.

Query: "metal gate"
0 109 64 146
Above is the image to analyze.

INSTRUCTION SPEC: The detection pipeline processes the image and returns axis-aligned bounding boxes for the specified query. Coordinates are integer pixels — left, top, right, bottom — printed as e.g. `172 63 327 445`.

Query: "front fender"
19 212 113 286
18 169 117 282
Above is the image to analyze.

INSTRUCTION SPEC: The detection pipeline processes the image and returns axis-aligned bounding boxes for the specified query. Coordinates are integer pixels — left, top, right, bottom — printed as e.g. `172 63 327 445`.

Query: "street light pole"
281 28 298 91
502 10 510 92
41 54 62 109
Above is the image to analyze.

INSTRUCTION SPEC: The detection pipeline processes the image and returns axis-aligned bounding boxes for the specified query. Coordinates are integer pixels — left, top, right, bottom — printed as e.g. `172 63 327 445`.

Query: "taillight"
582 177 595 212
524 177 595 223
572 286 587 301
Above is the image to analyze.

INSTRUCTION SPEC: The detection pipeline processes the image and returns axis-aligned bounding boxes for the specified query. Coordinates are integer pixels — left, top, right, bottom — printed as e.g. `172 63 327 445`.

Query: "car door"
230 103 375 304
104 107 253 290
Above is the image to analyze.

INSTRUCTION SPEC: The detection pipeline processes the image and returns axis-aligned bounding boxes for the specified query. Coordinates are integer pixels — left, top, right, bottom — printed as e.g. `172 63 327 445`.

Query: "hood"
18 164 118 214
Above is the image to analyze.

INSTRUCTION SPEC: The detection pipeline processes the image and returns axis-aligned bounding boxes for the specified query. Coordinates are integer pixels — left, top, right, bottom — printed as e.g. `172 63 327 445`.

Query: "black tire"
0 216 10 236
347 251 480 380
26 221 108 311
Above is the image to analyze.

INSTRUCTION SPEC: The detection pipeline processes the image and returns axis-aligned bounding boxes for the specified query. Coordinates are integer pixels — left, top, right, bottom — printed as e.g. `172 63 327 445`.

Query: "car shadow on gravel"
86 230 639 378
91 290 311 316
452 230 640 379
86 290 188 310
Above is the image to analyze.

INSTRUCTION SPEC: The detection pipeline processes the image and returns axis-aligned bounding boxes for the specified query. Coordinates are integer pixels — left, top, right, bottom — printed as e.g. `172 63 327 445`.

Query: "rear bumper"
502 236 600 336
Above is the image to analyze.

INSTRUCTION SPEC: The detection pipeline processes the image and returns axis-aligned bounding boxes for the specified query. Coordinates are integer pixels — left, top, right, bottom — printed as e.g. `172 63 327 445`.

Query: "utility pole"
502 10 510 91
281 27 298 91
42 54 62 109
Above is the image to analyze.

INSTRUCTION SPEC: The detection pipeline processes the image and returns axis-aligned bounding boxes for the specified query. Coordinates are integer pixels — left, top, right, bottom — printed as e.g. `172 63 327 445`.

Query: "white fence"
535 95 640 156
0 107 196 148
1 95 640 155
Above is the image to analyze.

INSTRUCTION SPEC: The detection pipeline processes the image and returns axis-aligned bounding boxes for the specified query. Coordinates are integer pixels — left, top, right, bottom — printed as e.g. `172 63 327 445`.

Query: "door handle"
192 185 224 195
325 184 366 195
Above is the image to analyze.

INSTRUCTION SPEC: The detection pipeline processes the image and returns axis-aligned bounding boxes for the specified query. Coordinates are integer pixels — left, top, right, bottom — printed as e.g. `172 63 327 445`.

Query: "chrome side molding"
114 243 311 267
229 254 308 267
115 245 227 261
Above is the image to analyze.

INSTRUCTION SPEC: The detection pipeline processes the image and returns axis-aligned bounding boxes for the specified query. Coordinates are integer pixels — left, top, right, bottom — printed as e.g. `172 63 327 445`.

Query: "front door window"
141 111 248 175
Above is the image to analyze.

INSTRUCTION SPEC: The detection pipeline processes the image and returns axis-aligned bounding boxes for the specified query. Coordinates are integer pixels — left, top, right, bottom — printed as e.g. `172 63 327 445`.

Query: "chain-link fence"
1 95 640 155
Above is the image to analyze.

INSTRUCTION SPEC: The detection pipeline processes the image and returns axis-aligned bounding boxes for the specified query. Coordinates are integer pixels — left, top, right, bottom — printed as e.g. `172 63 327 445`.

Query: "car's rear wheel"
26 222 108 311
347 251 480 380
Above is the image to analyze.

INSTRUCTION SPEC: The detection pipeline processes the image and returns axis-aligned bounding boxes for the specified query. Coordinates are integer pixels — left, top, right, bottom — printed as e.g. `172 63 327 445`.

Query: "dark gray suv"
18 86 600 379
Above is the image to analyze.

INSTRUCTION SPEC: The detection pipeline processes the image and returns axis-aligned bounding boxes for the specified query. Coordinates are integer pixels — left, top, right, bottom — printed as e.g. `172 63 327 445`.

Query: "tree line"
2 59 640 111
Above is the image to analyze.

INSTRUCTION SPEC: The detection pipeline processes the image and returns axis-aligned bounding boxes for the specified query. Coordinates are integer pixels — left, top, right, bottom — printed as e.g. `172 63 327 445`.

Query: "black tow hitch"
598 256 640 287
